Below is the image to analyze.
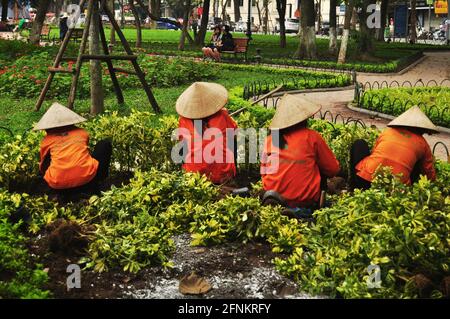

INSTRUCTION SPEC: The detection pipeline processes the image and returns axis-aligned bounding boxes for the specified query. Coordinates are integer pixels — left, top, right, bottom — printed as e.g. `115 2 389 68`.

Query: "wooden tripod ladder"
35 0 161 113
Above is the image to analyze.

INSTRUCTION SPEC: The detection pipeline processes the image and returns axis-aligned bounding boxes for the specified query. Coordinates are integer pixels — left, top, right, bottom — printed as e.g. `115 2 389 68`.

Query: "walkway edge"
347 103 450 135
269 85 356 98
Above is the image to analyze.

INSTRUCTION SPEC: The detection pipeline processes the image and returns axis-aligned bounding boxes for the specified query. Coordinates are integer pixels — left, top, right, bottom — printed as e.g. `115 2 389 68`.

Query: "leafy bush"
274 168 450 298
0 53 219 99
81 169 218 273
0 131 43 189
359 87 450 128
85 110 178 173
0 191 50 298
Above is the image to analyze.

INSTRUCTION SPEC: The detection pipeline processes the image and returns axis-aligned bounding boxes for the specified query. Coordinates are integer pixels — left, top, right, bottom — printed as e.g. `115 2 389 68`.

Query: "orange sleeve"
314 132 340 177
420 140 436 181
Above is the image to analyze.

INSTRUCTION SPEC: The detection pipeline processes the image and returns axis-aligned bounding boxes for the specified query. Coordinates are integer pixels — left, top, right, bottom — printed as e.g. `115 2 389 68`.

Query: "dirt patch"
123 234 319 299
47 219 91 256
29 231 318 299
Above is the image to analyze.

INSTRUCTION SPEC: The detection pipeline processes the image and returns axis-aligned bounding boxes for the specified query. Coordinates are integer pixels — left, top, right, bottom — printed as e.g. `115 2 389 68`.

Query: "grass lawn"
46 28 448 63
0 67 312 134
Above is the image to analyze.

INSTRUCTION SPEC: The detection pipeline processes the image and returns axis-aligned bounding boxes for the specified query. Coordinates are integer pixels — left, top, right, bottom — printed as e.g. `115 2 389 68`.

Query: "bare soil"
29 232 316 299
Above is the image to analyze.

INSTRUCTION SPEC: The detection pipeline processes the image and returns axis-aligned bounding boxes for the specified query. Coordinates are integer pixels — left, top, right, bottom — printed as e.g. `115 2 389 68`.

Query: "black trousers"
42 139 112 196
350 139 372 190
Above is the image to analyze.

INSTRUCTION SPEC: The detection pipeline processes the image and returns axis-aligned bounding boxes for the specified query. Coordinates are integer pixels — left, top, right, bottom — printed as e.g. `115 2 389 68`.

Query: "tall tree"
329 0 337 54
410 0 417 43
195 0 210 45
1 0 8 22
358 0 375 53
221 0 230 23
129 0 142 47
89 2 104 115
109 0 116 44
30 0 52 45
263 0 270 34
337 0 355 64
295 0 316 58
276 0 287 48
233 0 240 22
179 0 191 50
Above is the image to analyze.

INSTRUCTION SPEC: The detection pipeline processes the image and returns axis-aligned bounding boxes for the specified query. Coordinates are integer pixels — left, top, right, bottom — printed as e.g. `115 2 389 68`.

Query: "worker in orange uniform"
261 94 340 210
34 102 112 195
176 82 238 184
350 106 437 190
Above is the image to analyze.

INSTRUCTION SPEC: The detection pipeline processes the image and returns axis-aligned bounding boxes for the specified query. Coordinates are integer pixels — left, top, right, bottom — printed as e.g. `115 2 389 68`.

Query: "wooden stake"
35 0 87 111
98 17 124 104
103 3 161 113
68 0 95 109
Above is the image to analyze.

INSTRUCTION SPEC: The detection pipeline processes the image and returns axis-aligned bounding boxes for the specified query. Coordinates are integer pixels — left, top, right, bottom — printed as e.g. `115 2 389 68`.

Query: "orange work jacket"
356 127 436 184
39 127 99 189
178 109 238 184
261 128 340 207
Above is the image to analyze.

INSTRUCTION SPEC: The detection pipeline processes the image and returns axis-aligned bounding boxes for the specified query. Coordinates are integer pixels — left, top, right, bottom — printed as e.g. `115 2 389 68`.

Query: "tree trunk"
179 0 191 50
337 0 354 64
212 0 217 17
351 6 357 30
30 0 52 45
358 0 375 53
195 0 210 46
221 0 230 23
329 0 337 54
263 0 269 34
295 0 316 58
375 0 388 41
109 0 116 44
233 0 240 22
55 0 63 25
276 0 287 48
256 1 263 27
410 0 417 43
89 2 104 115
1 0 8 22
129 0 142 48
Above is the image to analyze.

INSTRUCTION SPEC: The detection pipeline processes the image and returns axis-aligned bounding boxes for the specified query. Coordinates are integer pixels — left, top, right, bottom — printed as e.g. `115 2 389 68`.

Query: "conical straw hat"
387 106 438 133
176 82 228 119
269 94 322 130
33 102 87 131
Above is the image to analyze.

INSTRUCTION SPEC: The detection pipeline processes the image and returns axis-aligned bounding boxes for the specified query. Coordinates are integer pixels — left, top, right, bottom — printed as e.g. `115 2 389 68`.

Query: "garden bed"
357 86 450 128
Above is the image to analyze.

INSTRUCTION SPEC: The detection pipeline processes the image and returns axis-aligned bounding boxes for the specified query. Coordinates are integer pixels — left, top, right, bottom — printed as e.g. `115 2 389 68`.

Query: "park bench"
221 38 249 62
40 25 51 42
70 28 84 43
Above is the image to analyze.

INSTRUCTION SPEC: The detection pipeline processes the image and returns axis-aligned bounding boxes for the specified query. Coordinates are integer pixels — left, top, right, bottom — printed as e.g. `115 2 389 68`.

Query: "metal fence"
354 79 450 128
243 71 353 100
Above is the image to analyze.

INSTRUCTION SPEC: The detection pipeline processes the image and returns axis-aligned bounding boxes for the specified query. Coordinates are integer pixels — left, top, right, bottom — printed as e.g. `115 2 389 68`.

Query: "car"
156 17 179 30
275 18 299 33
101 15 109 22
235 20 258 33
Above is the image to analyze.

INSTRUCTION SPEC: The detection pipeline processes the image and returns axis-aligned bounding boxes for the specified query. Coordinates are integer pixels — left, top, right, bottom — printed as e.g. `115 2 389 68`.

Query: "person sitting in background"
176 82 238 184
350 106 437 190
214 25 234 61
202 25 222 61
261 94 340 211
34 103 112 196
59 12 69 41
